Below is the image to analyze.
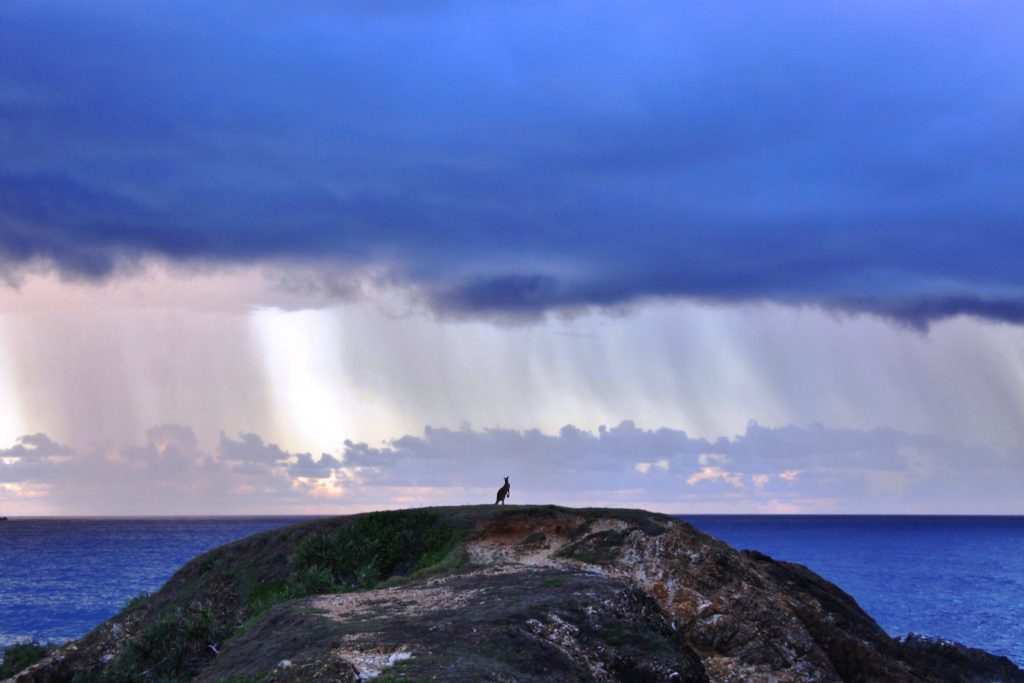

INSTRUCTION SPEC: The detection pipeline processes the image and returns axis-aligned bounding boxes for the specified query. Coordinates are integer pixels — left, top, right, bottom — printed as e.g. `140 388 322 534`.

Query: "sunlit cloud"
635 460 669 474
686 467 744 489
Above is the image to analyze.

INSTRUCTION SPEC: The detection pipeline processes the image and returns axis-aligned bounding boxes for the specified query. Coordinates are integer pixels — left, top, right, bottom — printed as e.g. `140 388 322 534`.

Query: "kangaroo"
495 476 511 505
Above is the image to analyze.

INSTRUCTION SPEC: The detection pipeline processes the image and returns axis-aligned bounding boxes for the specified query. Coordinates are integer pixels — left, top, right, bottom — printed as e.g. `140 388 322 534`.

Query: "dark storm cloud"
290 452 343 479
0 433 72 461
0 433 74 483
218 432 291 465
2 1 1023 324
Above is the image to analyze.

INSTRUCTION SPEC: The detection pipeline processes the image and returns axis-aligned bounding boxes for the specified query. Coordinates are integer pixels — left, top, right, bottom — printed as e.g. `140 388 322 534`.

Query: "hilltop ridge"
7 505 1023 682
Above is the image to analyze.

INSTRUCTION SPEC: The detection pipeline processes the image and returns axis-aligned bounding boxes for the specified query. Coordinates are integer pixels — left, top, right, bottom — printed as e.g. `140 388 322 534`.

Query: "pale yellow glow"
294 470 346 498
0 317 25 446
0 481 49 498
251 307 405 453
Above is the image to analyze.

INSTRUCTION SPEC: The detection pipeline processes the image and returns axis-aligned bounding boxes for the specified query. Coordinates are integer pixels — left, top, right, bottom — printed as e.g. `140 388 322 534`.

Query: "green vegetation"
1 640 54 678
119 591 150 614
290 509 455 588
108 603 228 681
242 509 457 619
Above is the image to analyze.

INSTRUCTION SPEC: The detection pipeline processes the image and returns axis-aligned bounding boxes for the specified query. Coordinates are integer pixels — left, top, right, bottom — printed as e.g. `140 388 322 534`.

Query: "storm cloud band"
2 1 1023 325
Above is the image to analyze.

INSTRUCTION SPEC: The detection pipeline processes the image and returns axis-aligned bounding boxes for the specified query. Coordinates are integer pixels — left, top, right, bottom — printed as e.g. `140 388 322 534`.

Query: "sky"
1 1 1022 514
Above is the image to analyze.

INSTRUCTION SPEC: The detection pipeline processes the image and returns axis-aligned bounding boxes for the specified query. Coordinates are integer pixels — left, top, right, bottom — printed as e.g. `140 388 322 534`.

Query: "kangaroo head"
504 476 509 484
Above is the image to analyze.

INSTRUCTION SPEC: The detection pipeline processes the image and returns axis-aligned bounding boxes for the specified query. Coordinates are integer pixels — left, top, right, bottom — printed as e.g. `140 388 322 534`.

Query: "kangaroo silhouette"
495 476 511 505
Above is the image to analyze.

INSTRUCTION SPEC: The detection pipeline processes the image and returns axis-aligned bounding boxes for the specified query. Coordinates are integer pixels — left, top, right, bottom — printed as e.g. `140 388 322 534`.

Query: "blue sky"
1 1 1022 513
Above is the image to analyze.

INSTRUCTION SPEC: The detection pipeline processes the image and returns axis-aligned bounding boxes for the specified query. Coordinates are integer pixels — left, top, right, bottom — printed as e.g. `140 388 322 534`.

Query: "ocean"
1 515 1021 666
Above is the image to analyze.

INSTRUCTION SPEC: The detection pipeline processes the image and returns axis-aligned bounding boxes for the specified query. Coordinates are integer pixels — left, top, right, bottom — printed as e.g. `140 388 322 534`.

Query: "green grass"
1 640 55 678
289 509 455 590
240 510 458 621
106 603 229 682
118 591 150 614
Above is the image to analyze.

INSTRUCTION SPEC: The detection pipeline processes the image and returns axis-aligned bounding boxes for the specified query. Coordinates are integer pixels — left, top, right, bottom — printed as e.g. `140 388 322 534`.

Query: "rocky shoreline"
6 505 1023 682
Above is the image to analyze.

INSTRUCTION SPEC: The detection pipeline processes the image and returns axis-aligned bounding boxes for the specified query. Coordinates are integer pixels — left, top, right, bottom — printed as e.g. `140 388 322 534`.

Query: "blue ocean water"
679 515 1024 666
1 516 1021 667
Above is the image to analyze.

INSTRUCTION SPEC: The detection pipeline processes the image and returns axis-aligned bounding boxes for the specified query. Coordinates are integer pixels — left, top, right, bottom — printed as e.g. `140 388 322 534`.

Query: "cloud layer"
3 420 1020 515
2 1 1023 325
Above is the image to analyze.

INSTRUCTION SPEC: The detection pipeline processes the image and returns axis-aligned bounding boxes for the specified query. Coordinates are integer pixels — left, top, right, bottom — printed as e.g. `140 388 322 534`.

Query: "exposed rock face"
7 505 1023 682
199 568 708 682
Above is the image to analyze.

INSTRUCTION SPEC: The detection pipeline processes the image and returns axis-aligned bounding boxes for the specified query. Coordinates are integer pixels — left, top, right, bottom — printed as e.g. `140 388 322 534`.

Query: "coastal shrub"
290 564 337 595
112 603 229 681
1 640 53 678
288 510 455 592
244 579 289 614
119 591 150 614
240 511 456 621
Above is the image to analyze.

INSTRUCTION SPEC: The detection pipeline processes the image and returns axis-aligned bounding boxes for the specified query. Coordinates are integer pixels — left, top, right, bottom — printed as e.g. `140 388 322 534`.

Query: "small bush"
289 510 455 592
112 603 228 681
1 640 53 677
240 511 456 621
244 579 289 614
291 564 337 595
120 591 150 614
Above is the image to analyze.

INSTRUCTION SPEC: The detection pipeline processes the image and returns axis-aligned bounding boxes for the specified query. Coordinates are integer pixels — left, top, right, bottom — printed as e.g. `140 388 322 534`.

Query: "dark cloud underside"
1 1 1022 324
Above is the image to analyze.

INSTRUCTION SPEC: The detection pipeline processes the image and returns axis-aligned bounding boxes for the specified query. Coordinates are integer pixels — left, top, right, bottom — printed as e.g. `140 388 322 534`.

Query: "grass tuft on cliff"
1 641 55 678
242 509 457 619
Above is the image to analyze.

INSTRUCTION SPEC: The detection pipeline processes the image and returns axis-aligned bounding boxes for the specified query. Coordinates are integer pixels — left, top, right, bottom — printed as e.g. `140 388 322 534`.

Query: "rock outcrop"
7 505 1023 682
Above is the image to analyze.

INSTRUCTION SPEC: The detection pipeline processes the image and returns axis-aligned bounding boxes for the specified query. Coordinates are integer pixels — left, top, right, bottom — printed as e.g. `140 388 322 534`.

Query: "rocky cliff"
7 506 1023 682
